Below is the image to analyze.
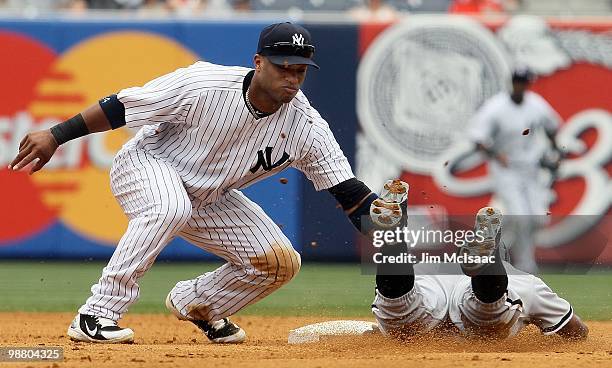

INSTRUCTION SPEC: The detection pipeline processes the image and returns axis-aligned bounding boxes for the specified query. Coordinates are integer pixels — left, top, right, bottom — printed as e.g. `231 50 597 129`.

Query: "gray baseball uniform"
467 90 561 273
372 262 572 339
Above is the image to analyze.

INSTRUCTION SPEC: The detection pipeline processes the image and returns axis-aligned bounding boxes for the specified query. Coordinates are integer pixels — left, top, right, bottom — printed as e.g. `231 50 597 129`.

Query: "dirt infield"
1 313 611 367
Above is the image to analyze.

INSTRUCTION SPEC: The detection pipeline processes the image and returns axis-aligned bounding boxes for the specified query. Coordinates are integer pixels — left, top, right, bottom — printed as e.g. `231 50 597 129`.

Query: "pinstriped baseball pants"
78 149 301 322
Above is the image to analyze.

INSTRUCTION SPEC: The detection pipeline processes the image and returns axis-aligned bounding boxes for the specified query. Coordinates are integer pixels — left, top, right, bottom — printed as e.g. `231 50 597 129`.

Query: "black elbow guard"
99 94 126 129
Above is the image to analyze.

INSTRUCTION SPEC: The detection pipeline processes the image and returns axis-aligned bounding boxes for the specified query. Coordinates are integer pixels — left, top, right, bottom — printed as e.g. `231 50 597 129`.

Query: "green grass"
0 261 375 317
0 261 610 320
537 272 612 320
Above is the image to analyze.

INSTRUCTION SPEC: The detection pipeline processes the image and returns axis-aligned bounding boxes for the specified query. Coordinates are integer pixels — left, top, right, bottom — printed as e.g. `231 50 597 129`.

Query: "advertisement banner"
356 15 611 265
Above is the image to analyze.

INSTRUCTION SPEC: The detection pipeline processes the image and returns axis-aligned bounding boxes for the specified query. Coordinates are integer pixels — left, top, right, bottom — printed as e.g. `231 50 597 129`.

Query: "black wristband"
49 113 90 146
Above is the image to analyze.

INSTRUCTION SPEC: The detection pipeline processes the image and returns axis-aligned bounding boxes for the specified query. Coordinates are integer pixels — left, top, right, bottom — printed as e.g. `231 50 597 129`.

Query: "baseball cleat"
459 207 503 276
67 314 134 343
192 318 247 344
370 179 409 228
165 293 246 344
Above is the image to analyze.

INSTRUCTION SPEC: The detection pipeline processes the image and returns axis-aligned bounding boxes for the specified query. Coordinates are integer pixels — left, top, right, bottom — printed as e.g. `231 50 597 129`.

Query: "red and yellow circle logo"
1 31 198 244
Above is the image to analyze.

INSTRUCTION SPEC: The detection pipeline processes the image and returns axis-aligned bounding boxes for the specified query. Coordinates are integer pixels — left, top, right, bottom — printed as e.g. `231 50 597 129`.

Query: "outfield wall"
0 16 609 263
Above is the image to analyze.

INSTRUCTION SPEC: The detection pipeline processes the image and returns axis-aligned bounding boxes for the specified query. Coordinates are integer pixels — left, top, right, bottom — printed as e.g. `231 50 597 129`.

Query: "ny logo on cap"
292 33 304 46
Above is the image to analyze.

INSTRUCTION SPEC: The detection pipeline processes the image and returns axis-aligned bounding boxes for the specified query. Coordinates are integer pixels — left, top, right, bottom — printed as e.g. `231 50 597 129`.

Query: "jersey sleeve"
466 98 498 146
117 64 200 128
293 108 355 191
527 275 573 335
534 94 561 134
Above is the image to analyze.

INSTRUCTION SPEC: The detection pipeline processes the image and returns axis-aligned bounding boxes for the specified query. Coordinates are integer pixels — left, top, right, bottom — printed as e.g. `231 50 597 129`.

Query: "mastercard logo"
0 31 198 244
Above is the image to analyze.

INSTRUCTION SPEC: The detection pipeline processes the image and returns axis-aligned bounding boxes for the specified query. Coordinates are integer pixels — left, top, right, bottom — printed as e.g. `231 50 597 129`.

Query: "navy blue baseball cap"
257 22 319 69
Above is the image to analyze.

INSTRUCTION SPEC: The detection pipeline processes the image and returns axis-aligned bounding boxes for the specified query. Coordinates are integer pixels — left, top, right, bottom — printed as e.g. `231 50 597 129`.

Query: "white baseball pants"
490 163 549 274
78 149 301 321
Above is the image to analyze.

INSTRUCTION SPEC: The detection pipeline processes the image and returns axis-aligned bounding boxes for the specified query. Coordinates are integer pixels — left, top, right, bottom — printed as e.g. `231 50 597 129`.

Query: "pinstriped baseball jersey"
117 61 354 204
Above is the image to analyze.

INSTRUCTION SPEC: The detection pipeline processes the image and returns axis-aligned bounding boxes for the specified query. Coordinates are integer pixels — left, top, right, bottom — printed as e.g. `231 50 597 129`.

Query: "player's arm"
474 142 508 167
556 314 589 340
330 178 413 301
543 115 561 154
10 63 195 174
10 95 126 174
295 104 404 231
544 129 560 152
530 275 588 341
474 142 496 158
328 178 408 234
539 128 564 174
468 100 507 166
538 95 565 172
328 178 377 232
534 93 562 154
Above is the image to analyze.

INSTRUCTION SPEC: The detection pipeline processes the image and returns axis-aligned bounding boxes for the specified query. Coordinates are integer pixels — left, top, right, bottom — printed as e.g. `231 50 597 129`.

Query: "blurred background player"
467 67 563 274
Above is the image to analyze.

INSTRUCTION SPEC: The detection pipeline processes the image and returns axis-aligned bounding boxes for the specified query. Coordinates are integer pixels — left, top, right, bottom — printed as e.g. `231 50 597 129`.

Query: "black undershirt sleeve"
328 178 376 233
327 178 372 211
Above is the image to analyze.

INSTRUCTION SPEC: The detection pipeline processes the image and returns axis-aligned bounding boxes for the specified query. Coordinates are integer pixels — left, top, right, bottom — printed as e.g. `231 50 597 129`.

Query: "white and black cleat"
460 207 503 276
165 293 246 344
370 179 409 229
67 314 134 343
192 318 247 344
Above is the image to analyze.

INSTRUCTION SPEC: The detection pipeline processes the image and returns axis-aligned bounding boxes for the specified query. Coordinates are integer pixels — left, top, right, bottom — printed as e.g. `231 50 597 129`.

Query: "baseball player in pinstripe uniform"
10 23 383 344
371 194 588 340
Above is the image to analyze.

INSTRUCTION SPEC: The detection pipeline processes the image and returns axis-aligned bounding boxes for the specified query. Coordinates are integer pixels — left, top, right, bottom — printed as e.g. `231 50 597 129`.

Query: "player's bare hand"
9 130 59 174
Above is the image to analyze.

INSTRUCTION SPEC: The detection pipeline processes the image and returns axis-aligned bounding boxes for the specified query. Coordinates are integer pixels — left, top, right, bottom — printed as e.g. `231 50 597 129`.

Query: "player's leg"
370 181 446 339
506 183 539 274
460 226 587 341
513 176 549 272
372 249 449 339
493 171 539 274
372 243 416 337
166 189 300 342
68 149 192 343
375 246 414 299
451 207 522 339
